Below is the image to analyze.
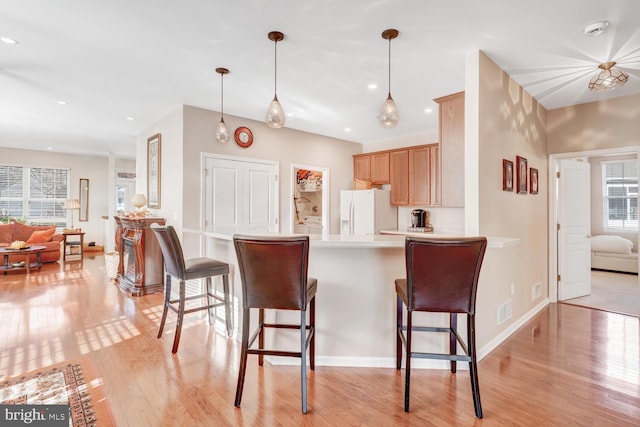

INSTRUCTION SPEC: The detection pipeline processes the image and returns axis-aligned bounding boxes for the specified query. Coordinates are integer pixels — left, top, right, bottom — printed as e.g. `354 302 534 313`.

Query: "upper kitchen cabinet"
353 152 390 184
434 91 465 207
390 145 435 206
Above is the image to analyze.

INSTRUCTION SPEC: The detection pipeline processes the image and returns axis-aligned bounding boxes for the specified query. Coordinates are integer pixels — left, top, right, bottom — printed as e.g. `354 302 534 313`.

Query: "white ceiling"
1 1 639 159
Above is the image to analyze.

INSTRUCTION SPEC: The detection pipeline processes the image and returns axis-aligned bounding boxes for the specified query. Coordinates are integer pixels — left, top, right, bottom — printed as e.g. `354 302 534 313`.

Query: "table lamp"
63 199 80 229
131 194 147 212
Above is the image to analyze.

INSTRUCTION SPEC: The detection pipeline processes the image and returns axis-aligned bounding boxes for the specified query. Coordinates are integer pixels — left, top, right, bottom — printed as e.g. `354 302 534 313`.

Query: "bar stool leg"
309 297 315 370
223 274 233 337
300 309 308 414
404 310 413 412
206 277 214 325
258 308 265 366
468 314 483 418
396 295 403 370
234 307 250 407
171 279 187 354
450 313 457 373
157 274 171 338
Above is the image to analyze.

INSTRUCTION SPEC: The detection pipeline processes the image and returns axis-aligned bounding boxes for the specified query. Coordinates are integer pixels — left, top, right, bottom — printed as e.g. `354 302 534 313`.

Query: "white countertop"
183 227 519 249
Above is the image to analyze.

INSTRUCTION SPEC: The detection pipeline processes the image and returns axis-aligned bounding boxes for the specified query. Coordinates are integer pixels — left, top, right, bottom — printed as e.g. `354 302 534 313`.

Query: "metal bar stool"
233 234 317 414
395 236 487 417
151 225 232 354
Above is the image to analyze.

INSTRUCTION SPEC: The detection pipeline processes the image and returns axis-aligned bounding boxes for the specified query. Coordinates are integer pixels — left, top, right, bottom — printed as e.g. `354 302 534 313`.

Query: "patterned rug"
0 362 113 426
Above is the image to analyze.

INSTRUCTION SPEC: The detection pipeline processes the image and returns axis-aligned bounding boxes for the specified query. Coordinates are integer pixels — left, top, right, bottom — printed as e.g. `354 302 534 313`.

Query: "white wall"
468 51 549 349
0 147 110 247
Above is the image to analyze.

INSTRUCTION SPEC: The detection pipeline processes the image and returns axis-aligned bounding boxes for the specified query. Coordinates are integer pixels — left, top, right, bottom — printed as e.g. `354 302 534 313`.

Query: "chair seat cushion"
395 278 408 306
184 257 229 280
306 277 318 302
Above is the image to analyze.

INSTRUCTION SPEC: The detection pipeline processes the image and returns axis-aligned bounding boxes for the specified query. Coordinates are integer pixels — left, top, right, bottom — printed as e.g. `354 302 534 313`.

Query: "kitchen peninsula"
183 228 518 368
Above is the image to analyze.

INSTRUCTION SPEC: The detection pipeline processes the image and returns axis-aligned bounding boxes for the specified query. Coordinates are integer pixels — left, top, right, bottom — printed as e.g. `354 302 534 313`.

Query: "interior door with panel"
557 159 591 300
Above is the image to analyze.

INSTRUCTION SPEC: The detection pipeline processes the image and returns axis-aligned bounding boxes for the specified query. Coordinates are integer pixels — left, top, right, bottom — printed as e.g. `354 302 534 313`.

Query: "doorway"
290 164 330 234
549 148 640 313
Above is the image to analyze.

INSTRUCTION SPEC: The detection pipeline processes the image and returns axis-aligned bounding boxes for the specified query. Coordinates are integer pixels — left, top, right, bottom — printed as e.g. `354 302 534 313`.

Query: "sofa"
0 222 63 263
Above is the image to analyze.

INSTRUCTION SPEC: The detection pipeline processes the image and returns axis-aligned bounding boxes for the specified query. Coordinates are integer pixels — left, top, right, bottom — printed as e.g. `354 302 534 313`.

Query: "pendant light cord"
388 37 391 97
274 39 278 97
220 72 224 118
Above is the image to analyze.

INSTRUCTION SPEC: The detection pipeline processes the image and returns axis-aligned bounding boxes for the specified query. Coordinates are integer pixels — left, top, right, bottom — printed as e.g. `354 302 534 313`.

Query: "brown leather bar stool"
151 225 232 354
232 234 317 414
395 236 487 418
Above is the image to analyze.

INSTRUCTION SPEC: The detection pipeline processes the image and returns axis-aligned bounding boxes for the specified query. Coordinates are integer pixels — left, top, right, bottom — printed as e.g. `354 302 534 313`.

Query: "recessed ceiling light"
1 37 18 45
47 147 53 150
424 108 433 114
57 101 67 105
584 21 609 36
368 84 377 90
344 127 351 132
126 117 134 121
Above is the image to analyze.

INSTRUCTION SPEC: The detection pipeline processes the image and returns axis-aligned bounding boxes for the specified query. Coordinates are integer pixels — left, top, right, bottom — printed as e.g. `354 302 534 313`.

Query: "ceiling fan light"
266 95 286 128
379 93 399 128
588 62 629 92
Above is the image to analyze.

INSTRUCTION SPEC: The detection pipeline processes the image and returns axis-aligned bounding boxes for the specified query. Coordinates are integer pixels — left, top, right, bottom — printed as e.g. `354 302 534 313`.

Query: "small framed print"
530 168 539 195
502 159 514 191
516 155 528 194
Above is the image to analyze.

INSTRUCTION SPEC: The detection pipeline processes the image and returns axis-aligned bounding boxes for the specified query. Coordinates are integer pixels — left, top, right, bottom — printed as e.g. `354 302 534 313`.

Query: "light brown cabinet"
389 145 438 206
435 91 465 207
353 152 390 184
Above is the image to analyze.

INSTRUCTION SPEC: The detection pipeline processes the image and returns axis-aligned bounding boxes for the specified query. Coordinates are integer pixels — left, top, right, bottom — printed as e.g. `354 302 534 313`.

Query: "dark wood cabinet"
114 216 166 296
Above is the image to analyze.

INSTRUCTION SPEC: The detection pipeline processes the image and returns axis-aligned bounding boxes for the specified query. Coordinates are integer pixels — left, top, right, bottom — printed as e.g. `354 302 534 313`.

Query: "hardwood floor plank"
1 256 639 426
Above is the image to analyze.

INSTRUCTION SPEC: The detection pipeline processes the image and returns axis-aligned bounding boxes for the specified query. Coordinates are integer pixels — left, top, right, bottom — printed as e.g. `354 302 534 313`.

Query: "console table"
114 216 166 296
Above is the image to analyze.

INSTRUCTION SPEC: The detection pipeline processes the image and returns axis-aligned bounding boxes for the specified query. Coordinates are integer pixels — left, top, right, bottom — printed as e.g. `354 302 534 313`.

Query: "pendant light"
379 29 399 128
266 31 286 128
588 61 629 92
215 67 230 143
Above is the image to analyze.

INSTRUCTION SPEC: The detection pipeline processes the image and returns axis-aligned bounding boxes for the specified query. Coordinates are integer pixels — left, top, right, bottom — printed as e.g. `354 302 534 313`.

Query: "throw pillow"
26 228 56 243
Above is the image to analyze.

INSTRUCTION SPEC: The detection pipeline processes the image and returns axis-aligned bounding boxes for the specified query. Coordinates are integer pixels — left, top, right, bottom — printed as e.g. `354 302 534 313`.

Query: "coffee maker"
410 209 433 232
411 209 426 228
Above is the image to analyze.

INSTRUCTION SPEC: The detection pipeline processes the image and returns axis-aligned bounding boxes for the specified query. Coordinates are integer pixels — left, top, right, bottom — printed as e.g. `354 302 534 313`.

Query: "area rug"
0 361 114 426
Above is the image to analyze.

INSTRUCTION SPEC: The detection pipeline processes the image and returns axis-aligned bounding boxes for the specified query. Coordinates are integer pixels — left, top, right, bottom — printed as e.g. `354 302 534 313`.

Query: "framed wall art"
530 167 539 195
147 133 161 208
516 155 528 194
502 159 514 191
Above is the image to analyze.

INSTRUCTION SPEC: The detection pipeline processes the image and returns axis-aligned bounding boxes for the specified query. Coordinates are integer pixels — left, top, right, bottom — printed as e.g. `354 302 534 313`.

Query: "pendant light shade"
266 31 286 128
588 61 629 92
379 29 399 128
215 67 230 144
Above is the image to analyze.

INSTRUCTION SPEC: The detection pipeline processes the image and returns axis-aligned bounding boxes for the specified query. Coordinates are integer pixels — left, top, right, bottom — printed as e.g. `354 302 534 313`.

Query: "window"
603 161 638 230
0 165 69 226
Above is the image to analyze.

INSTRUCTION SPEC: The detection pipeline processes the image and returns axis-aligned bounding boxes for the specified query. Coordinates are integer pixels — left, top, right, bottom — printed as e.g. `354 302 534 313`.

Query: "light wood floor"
1 256 639 426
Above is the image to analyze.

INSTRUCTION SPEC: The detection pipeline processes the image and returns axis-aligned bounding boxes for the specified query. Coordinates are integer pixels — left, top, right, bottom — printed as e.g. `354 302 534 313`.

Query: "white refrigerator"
340 189 397 235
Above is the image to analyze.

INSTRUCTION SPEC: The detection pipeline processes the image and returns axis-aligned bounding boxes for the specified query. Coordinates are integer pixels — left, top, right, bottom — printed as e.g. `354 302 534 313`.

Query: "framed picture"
530 167 539 195
516 155 528 194
147 133 161 208
502 159 514 191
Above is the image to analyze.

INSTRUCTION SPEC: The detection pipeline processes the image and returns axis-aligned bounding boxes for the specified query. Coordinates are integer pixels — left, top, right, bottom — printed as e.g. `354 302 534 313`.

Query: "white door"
558 159 591 300
204 156 278 233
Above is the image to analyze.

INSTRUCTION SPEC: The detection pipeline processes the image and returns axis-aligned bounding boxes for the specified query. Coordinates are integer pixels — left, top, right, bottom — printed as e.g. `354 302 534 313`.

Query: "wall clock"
234 127 253 148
